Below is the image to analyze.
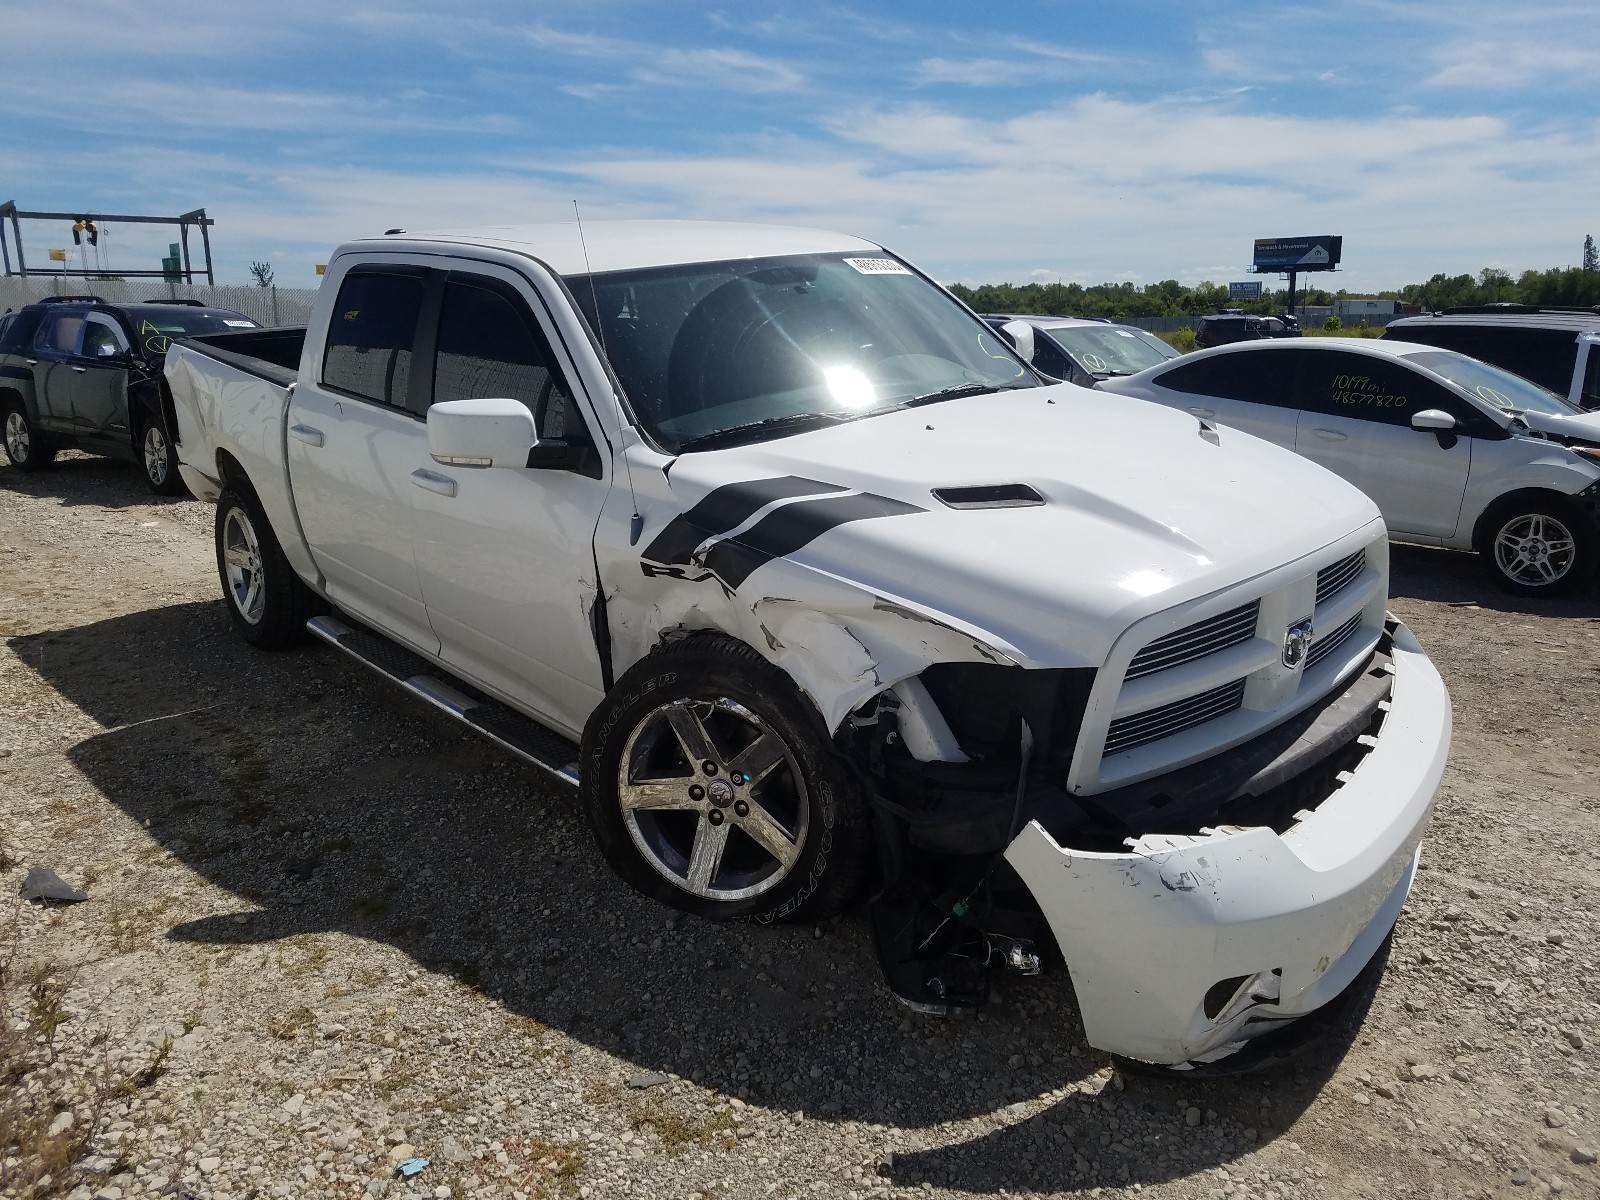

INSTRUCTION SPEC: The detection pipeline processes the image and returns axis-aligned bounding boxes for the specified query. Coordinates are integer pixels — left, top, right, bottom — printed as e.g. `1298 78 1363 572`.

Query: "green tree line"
946 264 1600 320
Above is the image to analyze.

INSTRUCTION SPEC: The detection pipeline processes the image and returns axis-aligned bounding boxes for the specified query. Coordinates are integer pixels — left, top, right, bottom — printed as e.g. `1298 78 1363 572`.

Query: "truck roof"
355 219 882 277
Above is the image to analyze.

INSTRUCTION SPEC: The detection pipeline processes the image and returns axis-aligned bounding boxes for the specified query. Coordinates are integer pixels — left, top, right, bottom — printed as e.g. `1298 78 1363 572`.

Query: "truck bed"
173 327 307 388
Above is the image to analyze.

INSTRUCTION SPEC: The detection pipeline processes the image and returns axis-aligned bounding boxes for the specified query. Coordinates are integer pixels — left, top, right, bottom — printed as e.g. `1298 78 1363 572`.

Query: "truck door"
406 266 612 737
65 313 133 441
285 265 441 655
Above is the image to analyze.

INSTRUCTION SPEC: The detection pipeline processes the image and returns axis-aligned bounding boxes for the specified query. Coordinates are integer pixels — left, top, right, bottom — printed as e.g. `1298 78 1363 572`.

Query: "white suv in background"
1099 338 1600 595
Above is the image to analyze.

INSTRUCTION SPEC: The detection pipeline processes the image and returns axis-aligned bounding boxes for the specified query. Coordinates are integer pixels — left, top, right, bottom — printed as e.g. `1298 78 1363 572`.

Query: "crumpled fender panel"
598 460 1029 732
1004 619 1450 1066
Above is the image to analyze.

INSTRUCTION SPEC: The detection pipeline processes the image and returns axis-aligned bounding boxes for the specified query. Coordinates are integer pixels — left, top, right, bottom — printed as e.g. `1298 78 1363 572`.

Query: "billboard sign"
1228 281 1263 300
1252 235 1342 272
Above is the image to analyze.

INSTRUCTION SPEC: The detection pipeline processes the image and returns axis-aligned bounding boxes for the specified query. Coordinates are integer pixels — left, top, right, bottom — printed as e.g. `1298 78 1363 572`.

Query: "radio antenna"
575 200 645 542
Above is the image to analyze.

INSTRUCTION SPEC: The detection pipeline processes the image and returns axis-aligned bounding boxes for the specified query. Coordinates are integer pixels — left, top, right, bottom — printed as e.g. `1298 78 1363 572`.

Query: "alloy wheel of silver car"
616 697 809 902
1493 512 1576 587
221 506 267 624
143 425 169 486
4 410 30 463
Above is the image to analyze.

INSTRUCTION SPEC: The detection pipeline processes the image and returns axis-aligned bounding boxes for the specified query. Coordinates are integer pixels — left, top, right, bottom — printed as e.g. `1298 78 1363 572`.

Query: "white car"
1099 338 1600 595
164 222 1450 1069
981 314 1179 387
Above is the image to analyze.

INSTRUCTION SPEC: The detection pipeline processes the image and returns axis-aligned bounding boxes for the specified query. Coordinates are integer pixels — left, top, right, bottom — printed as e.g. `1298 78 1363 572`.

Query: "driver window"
81 314 129 358
433 277 589 445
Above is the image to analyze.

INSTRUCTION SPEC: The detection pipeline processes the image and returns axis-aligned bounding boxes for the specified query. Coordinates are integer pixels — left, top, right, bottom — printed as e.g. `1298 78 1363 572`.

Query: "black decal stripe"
702 492 924 590
642 475 846 565
0 364 32 382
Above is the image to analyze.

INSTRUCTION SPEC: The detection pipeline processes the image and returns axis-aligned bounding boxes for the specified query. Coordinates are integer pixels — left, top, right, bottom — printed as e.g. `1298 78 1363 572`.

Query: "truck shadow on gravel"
11 599 1380 1194
1388 543 1600 616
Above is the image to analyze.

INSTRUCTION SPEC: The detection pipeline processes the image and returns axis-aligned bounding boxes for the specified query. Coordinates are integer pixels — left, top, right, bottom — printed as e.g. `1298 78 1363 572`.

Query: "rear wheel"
214 485 319 648
141 420 187 495
582 635 871 924
2 402 56 472
1481 495 1596 597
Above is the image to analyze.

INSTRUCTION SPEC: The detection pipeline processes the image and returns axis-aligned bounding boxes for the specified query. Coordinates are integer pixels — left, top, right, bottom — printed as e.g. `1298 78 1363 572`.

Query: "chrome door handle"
289 424 324 447
71 366 86 373
410 469 457 498
1311 428 1348 442
23 358 36 366
1187 406 1216 418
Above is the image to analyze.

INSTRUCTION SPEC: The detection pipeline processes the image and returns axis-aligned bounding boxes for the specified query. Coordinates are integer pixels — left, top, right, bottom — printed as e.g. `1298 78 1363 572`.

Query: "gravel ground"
2 451 1599 1200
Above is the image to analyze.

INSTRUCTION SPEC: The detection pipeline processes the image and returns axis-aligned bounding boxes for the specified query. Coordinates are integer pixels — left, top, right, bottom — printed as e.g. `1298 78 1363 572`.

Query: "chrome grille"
1104 678 1248 756
1316 549 1366 606
1125 601 1260 681
1306 613 1362 671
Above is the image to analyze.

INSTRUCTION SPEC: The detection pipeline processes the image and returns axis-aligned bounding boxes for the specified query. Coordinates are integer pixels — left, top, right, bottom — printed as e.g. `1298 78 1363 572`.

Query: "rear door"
1292 349 1471 540
30 311 86 432
1145 348 1300 447
285 264 440 654
407 265 612 735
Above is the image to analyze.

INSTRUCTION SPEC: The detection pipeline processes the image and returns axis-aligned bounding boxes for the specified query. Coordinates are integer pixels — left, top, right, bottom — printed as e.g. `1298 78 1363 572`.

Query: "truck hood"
646 385 1382 668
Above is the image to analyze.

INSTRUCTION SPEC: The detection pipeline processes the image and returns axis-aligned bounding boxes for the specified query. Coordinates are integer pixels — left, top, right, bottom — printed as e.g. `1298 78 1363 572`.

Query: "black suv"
1384 305 1600 410
1194 312 1301 349
0 296 260 493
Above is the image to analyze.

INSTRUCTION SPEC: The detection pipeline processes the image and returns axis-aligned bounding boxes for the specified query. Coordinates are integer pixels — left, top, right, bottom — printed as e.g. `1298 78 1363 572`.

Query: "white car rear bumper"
1005 618 1450 1067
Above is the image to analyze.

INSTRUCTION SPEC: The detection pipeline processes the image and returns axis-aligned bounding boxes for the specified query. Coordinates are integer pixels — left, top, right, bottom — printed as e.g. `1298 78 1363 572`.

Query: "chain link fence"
0 277 320 327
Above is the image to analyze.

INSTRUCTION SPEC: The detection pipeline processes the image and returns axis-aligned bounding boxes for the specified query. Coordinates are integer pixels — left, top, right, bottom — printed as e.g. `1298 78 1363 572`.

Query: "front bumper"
1004 618 1450 1067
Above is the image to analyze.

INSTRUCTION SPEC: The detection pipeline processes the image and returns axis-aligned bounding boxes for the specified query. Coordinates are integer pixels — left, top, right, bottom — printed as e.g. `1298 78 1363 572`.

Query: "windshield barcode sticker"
844 257 911 275
223 319 256 327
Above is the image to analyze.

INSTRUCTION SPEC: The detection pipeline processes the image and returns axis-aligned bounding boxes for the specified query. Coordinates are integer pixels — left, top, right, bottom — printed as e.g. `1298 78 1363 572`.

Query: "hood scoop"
931 483 1045 510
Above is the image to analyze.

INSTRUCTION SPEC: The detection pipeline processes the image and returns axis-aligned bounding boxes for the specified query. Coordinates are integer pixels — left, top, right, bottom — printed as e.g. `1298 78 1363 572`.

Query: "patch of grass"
281 936 330 978
374 1070 416 1099
265 1005 316 1041
1156 327 1199 353
627 1098 738 1155
513 1137 587 1196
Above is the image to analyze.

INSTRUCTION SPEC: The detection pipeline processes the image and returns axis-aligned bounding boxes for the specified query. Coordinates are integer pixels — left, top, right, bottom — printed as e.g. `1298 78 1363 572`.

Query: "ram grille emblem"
1282 618 1314 669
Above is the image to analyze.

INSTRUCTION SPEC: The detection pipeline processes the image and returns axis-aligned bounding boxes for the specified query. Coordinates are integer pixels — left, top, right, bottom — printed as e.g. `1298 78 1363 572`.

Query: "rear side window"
1581 344 1600 410
1155 350 1298 406
0 309 42 354
322 271 424 407
433 278 586 442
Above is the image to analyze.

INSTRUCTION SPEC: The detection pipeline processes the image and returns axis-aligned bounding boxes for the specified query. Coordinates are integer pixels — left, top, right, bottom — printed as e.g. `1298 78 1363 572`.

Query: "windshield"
1402 349 1581 417
569 253 1039 452
1041 324 1178 377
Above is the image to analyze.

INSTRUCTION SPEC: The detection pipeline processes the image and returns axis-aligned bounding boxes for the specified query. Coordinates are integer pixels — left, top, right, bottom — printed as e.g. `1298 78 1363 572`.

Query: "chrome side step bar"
306 615 582 788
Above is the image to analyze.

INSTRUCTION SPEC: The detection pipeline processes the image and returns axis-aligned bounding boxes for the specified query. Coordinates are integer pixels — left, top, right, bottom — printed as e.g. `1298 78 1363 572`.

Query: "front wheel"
581 635 871 924
2 402 57 472
141 420 187 496
1482 497 1596 597
214 486 319 648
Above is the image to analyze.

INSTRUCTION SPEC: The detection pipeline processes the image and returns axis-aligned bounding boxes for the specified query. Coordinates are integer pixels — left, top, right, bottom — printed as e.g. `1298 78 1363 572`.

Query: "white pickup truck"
165 220 1451 1069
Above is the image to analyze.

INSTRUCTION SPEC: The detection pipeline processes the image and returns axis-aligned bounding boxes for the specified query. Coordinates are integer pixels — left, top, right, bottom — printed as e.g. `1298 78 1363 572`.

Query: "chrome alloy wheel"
1494 512 1576 587
221 506 267 624
4 410 30 463
143 424 169 486
617 697 809 902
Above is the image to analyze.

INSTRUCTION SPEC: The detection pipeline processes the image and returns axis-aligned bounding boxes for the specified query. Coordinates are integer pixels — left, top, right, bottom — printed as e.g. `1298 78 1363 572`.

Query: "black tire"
582 634 872 924
139 418 188 496
1477 493 1597 597
214 484 320 648
2 400 57 472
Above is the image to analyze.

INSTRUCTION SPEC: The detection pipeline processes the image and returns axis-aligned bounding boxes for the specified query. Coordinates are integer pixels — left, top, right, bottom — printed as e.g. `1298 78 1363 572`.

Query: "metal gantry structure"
0 201 215 283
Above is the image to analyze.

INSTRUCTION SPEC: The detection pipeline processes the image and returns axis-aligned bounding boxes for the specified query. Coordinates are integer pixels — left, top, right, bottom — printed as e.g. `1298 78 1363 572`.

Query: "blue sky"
3 1 1598 290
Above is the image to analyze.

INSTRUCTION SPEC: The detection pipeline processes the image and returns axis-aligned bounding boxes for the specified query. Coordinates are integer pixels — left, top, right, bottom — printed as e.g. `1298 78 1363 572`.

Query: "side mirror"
1411 409 1457 432
427 397 536 468
1000 320 1036 363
